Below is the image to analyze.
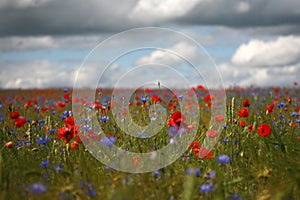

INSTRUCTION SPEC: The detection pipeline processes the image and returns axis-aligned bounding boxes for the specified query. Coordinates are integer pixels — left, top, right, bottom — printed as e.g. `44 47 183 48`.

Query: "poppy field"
0 85 300 200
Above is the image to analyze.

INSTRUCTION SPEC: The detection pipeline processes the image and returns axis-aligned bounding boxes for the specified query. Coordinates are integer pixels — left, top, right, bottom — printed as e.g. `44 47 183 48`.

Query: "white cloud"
135 42 198 66
218 35 300 87
0 36 57 52
231 35 300 67
0 0 52 9
235 2 250 13
0 35 108 52
0 60 76 88
129 0 201 23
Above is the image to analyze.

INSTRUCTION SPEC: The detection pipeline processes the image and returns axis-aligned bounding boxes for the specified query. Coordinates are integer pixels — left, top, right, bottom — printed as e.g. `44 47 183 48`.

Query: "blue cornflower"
199 184 215 193
178 95 184 99
278 114 285 119
60 115 66 120
195 168 201 177
0 118 4 122
37 135 49 146
100 115 109 123
216 155 230 164
296 119 300 124
177 127 186 135
223 125 228 129
82 118 91 123
185 168 201 177
168 126 178 137
0 104 2 109
229 193 243 200
291 112 300 118
53 163 63 172
81 125 92 131
205 170 216 180
86 182 96 197
140 97 148 103
16 139 31 150
153 170 160 177
87 189 96 197
38 119 45 124
277 102 286 108
63 88 68 93
222 137 230 143
62 110 72 117
49 129 57 134
52 111 56 115
100 136 116 147
28 183 47 195
40 160 50 168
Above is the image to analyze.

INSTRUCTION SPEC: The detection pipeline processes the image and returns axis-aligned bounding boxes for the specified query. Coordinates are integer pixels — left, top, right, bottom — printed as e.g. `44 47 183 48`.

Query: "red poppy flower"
238 108 249 118
193 146 214 159
242 99 250 107
65 116 75 127
168 111 184 126
285 97 292 104
197 85 207 92
189 141 199 149
24 101 33 108
206 129 218 138
64 93 70 102
214 115 224 122
266 104 275 114
58 116 79 143
151 95 161 103
57 101 66 107
294 81 298 86
133 156 140 167
58 127 74 143
6 141 13 148
40 107 48 113
70 141 79 150
258 124 272 137
204 94 212 102
248 125 254 132
15 117 26 128
10 111 20 119
240 120 245 127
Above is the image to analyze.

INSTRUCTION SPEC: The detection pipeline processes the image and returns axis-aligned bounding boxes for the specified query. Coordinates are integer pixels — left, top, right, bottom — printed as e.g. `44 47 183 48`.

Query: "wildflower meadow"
0 84 300 199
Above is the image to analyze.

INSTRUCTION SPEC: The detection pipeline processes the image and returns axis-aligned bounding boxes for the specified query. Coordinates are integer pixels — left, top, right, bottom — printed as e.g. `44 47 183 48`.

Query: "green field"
0 87 300 200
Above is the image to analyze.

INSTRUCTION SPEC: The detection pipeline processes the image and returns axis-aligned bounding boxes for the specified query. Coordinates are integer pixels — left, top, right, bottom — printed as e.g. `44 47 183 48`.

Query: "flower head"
258 123 272 137
242 99 250 107
100 136 116 147
238 108 249 118
168 111 184 127
266 104 275 114
15 117 27 128
10 111 20 119
28 183 46 195
216 155 230 164
40 160 50 168
199 184 215 193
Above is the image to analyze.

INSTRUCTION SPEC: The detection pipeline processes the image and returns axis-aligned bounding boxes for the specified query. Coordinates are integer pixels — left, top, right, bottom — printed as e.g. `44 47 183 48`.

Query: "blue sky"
0 0 300 89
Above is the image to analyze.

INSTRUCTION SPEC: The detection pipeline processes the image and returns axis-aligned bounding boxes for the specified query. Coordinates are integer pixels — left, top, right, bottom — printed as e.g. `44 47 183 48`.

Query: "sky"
0 0 300 89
